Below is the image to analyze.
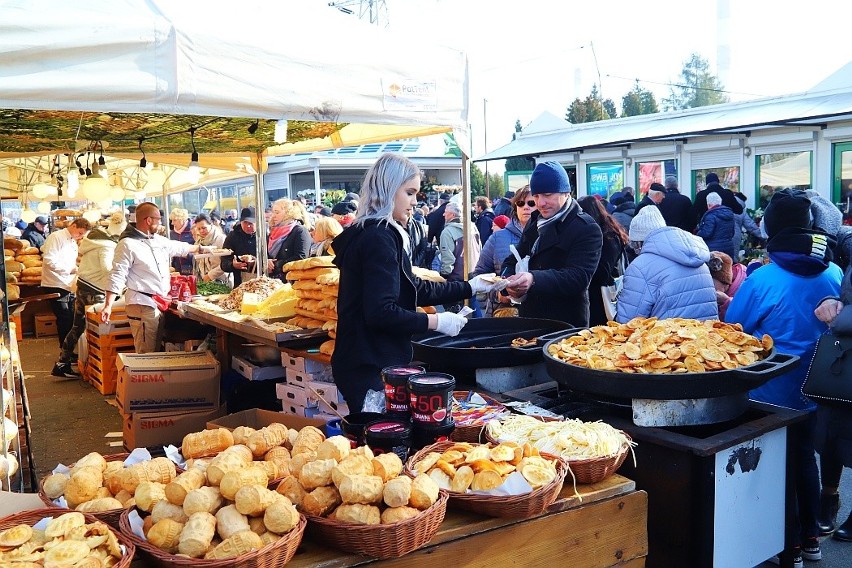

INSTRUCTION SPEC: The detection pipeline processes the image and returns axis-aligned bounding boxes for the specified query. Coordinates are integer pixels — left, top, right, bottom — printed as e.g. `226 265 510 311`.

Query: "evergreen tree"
621 80 660 117
565 84 616 123
505 119 535 172
663 53 729 111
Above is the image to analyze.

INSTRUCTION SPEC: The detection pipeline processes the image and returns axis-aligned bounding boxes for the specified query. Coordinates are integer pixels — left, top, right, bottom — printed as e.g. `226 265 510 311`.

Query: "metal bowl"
241 343 281 366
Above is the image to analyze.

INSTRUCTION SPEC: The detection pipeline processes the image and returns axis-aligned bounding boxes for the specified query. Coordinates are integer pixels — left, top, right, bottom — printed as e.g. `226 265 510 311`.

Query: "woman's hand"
815 299 843 325
266 259 275 273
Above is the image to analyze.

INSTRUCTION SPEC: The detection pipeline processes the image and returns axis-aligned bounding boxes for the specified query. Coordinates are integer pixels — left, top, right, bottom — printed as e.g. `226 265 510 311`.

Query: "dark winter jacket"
220 223 258 287
475 210 496 244
170 222 195 275
634 195 657 215
502 200 603 326
612 201 637 232
696 205 737 260
331 219 471 408
269 223 311 280
21 223 46 248
658 189 694 231
426 202 448 243
588 232 626 326
692 182 744 229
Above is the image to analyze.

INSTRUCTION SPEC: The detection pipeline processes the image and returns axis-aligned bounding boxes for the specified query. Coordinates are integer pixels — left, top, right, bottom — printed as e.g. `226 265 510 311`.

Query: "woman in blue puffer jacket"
616 206 718 323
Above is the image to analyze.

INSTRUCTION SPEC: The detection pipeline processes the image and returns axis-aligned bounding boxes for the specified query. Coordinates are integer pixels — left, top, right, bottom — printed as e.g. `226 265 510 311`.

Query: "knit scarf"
268 221 296 258
532 199 573 255
766 227 836 276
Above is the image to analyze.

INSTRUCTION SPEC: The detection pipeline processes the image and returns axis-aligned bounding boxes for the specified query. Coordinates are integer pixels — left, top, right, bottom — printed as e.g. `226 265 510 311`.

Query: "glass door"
834 142 852 223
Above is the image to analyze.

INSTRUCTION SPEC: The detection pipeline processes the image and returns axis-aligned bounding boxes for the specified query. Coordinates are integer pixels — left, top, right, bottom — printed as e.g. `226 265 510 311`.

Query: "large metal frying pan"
541 329 800 401
411 317 576 370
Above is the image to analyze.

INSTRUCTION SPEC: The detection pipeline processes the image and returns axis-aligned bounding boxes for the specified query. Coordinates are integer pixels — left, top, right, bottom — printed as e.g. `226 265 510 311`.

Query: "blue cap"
530 161 571 195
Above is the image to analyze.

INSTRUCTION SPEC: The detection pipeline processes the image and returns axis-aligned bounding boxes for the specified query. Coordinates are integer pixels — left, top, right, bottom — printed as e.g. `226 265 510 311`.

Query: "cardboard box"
276 383 317 409
307 381 345 406
123 405 227 451
34 313 57 338
281 354 329 375
232 355 286 382
318 398 349 416
206 408 325 432
285 367 314 387
164 342 184 352
116 351 220 412
282 402 309 417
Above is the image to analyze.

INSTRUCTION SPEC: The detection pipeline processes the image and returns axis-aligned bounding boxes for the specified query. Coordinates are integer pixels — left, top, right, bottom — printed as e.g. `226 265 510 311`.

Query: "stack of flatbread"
281 256 338 357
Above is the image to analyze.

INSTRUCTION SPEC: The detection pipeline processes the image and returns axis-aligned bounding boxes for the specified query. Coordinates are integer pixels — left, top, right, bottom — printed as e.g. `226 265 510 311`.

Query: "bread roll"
298 458 336 491
246 423 289 458
316 436 350 462
291 426 325 456
372 453 403 482
76 497 123 513
4 261 23 273
64 466 103 508
204 530 264 560
301 486 342 517
165 468 206 505
182 428 234 459
409 474 439 510
263 497 300 534
178 512 217 558
331 503 380 525
135 481 167 512
207 447 253 486
215 505 251 540
183 486 223 516
381 506 421 524
339 475 384 505
42 472 69 500
20 246 40 256
219 466 269 501
263 447 291 477
383 475 412 508
151 499 189 524
3 238 23 251
21 259 42 269
113 490 133 507
234 485 279 517
332 454 373 488
147 518 184 553
232 426 256 446
275 476 307 507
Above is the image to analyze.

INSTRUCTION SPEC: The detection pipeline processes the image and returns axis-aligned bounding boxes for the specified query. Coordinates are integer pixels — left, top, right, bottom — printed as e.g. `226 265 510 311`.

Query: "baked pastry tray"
182 303 328 347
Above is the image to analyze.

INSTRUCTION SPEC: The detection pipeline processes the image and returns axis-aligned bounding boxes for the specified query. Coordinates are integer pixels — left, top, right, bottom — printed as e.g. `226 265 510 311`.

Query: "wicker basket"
0 507 135 567
565 438 632 485
406 441 567 518
450 391 507 444
37 452 132 529
119 509 306 568
304 490 448 559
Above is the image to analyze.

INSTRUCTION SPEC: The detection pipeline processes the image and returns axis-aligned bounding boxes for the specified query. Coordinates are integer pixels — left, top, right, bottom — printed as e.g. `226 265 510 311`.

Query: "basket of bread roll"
406 440 567 518
278 433 449 559
38 452 181 529
117 427 307 568
0 508 135 567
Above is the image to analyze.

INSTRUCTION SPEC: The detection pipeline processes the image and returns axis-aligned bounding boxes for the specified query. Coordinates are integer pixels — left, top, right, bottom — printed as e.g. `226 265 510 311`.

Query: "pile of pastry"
42 452 178 513
3 237 42 289
275 433 441 525
0 512 124 566
282 256 338 356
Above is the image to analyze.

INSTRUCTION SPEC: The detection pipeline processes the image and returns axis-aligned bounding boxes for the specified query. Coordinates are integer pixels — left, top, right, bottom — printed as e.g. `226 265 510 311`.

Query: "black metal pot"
411 317 576 370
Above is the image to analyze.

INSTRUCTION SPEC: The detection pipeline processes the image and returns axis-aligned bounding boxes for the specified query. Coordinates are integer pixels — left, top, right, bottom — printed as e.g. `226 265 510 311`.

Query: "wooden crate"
85 357 118 395
83 328 135 396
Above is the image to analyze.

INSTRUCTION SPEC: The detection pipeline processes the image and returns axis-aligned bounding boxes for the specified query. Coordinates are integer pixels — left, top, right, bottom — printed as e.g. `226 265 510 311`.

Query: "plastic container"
341 412 385 447
364 418 412 462
408 372 456 426
326 418 343 438
411 420 455 451
381 365 425 418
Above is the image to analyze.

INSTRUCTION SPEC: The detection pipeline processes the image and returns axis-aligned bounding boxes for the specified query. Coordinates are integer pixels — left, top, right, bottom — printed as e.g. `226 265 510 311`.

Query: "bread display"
181 427 235 459
0 513 126 566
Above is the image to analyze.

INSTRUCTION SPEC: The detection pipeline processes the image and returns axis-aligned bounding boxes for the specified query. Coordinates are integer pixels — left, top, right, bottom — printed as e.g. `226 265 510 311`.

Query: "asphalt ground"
14 335 852 566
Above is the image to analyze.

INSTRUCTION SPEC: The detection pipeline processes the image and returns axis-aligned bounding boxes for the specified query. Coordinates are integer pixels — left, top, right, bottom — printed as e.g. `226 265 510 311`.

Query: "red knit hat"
492 215 511 229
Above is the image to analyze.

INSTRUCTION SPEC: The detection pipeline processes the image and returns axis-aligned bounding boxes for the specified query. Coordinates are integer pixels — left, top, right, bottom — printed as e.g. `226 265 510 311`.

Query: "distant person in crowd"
106 211 127 237
692 172 744 229
726 188 841 564
15 219 27 233
503 161 603 326
344 192 360 204
610 193 637 232
101 202 212 353
43 218 92 378
208 210 224 233
493 190 515 217
491 215 511 233
439 202 482 314
221 207 258 288
223 209 239 234
426 193 451 244
127 205 137 225
658 175 693 231
707 251 746 320
617 206 717 322
3 218 21 237
52 219 119 378
578 195 629 326
311 215 343 257
21 215 48 248
412 202 427 224
472 186 535 317
316 206 332 218
474 196 496 244
193 213 228 284
732 193 764 255
696 192 737 260
313 205 325 216
331 153 497 411
169 208 194 275
267 198 311 280
635 182 665 214
407 208 433 269
331 201 357 228
263 206 273 226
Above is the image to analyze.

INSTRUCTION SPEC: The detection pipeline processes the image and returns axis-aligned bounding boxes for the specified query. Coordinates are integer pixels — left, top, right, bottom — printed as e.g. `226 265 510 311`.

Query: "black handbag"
802 332 852 406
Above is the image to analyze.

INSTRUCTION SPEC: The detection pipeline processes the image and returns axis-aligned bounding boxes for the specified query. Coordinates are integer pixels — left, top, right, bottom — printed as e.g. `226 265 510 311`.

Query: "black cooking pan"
411 317 575 369
542 329 800 400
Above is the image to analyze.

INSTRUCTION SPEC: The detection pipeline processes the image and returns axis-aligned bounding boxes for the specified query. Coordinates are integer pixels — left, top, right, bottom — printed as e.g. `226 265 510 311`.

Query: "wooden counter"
286 474 647 567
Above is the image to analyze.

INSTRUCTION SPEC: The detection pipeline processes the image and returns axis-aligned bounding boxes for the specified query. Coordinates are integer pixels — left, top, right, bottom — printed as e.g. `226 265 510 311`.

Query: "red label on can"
384 384 409 413
410 391 450 424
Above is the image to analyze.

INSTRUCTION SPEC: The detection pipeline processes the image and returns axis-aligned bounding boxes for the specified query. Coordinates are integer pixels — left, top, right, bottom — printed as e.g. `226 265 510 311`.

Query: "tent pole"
461 152 472 289
254 152 266 279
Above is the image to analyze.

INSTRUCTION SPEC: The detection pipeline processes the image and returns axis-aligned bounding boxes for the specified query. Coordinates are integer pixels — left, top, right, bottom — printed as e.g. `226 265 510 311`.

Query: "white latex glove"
435 312 468 337
468 275 497 295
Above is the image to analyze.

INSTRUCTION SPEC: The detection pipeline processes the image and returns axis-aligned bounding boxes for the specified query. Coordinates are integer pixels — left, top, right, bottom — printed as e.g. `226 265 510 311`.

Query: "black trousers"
43 287 75 351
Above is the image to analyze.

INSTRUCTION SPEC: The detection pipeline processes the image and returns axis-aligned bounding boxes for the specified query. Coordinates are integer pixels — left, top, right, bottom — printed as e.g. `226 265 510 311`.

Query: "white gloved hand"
468 275 495 295
435 311 469 337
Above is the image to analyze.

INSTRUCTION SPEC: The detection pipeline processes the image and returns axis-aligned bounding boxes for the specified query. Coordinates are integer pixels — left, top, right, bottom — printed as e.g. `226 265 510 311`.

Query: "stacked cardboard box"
83 307 134 395
116 351 223 450
276 354 341 417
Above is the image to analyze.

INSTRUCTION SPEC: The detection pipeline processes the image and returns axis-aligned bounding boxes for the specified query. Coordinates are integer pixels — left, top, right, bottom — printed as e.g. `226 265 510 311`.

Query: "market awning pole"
461 152 472 283
254 152 266 279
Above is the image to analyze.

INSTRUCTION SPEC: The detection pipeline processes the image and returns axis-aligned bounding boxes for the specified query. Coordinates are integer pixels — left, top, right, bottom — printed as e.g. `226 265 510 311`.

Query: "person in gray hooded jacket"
617 206 718 323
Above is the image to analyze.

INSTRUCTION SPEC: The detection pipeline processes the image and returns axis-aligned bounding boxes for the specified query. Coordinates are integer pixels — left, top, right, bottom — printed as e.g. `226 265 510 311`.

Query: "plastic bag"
362 389 386 413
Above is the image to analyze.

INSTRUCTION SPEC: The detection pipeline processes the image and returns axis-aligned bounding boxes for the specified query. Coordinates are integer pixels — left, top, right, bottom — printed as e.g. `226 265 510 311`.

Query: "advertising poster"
638 162 662 195
588 163 623 198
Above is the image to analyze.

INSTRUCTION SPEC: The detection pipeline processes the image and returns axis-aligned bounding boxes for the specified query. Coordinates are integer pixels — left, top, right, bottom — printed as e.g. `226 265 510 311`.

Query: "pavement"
14 335 852 565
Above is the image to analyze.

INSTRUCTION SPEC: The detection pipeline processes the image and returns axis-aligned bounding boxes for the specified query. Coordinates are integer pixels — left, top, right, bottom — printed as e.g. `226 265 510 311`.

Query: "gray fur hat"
805 189 842 237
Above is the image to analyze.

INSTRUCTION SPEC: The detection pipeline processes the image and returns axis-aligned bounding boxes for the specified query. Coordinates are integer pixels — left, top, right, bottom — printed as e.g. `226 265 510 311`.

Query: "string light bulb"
247 119 259 134
20 209 37 223
187 127 201 184
138 138 147 168
37 201 51 214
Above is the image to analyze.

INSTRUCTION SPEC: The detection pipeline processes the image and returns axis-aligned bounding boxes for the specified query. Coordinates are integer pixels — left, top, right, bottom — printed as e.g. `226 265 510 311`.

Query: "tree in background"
505 120 535 172
621 80 659 117
488 172 505 198
662 53 729 111
566 84 617 124
470 163 486 197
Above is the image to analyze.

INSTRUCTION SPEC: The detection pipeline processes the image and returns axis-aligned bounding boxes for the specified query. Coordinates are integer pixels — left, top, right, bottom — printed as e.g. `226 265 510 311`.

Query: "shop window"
587 162 624 200
636 160 677 196
757 151 811 210
694 167 740 194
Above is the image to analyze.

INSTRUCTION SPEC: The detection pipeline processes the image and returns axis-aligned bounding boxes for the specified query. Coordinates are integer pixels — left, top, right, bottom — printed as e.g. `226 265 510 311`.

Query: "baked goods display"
281 256 338 354
219 276 284 311
546 317 773 374
4 237 40 285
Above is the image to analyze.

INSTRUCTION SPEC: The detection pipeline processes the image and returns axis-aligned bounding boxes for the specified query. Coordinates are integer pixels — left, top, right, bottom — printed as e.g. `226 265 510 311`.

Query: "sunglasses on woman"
518 200 536 207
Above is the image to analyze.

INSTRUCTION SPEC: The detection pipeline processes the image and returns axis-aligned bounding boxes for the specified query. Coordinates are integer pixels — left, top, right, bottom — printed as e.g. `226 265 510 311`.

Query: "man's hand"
505 272 534 298
100 304 112 324
815 299 843 325
202 274 212 282
232 256 248 271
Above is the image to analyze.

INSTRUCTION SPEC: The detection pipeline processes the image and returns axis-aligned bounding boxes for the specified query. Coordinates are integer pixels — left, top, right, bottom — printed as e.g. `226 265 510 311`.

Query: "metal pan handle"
511 327 587 352
733 352 800 382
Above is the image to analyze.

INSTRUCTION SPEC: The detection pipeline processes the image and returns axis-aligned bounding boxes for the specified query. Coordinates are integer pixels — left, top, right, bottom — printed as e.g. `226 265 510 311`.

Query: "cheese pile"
281 256 338 356
241 284 299 318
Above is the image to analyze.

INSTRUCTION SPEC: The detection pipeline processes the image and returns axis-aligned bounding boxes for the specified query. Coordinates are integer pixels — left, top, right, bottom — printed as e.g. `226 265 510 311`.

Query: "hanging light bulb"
82 209 101 223
36 201 51 214
110 186 125 201
83 175 109 202
146 164 166 193
31 182 51 199
187 127 201 185
20 209 37 223
274 119 288 144
67 170 79 197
